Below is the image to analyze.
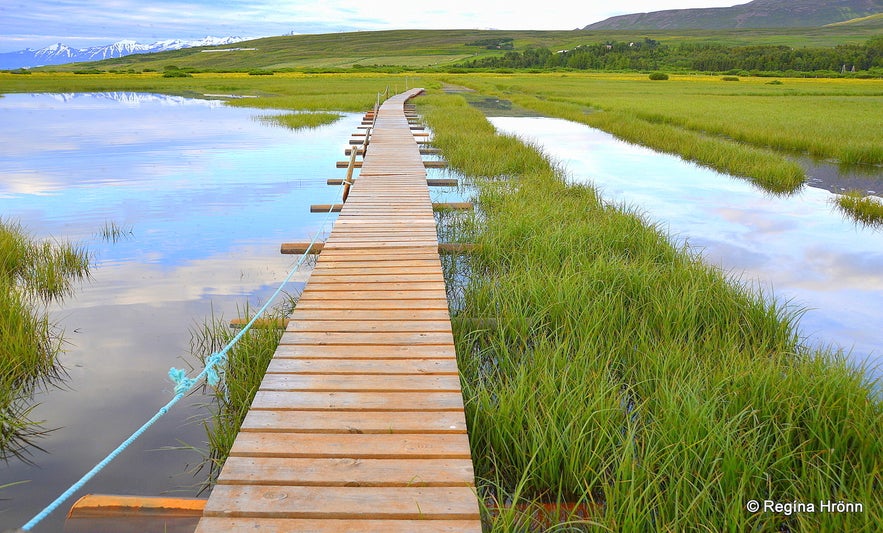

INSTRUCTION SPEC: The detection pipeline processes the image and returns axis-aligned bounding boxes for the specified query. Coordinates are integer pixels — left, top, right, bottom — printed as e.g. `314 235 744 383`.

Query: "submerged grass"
420 93 883 530
0 219 90 462
97 220 133 243
835 190 883 227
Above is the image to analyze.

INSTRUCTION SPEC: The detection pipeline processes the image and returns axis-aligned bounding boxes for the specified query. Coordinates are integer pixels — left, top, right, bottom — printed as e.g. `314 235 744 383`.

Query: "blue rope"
19 145 354 531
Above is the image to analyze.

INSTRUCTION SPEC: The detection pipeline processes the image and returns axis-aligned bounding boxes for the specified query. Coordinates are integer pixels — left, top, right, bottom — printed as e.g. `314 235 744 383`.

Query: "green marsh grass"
835 190 883 226
1 219 90 461
420 93 883 530
440 73 883 192
256 111 341 131
187 300 293 491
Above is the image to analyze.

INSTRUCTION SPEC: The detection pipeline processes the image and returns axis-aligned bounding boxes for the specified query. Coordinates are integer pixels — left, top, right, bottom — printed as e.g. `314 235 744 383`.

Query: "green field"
20 21 883 73
438 72 883 191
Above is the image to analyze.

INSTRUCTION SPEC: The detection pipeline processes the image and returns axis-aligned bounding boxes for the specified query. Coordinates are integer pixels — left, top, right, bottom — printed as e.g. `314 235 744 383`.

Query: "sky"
0 0 743 52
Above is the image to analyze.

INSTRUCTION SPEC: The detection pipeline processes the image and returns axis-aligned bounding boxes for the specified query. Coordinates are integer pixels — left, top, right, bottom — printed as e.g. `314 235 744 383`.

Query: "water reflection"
0 92 358 531
490 117 882 380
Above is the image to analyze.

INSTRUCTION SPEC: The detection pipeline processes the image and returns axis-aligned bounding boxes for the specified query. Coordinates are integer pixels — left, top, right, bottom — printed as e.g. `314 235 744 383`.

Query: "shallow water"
490 116 882 382
0 92 372 531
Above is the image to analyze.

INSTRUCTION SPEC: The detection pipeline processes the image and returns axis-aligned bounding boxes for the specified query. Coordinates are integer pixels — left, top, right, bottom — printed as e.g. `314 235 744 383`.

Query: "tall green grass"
187 300 294 491
420 93 882 531
0 219 90 461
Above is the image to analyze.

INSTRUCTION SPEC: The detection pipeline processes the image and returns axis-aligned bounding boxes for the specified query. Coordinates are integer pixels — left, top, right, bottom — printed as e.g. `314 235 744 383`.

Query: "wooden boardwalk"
195 89 482 532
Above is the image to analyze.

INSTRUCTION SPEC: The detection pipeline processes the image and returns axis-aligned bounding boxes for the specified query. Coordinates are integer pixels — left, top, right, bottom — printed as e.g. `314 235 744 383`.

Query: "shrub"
649 72 669 80
163 70 192 78
721 76 740 81
248 69 274 76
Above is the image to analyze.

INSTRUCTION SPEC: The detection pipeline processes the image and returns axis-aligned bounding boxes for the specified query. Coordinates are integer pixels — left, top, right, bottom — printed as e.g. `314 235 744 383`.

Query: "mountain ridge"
0 37 245 69
585 0 883 30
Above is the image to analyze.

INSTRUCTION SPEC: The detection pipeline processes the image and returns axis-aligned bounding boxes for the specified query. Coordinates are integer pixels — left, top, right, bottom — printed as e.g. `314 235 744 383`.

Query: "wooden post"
432 202 473 210
427 178 458 187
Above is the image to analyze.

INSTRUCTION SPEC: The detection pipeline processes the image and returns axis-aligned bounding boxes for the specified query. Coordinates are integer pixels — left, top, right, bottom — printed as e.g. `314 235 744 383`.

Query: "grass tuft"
834 190 883 226
257 112 341 131
1 219 90 462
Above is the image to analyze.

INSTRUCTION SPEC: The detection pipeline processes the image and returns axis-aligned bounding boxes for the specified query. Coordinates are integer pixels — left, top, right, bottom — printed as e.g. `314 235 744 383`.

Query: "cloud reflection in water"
491 116 883 378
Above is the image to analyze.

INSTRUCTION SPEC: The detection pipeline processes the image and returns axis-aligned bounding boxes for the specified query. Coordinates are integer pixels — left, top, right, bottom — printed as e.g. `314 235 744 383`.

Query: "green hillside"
37 24 883 73
585 0 883 30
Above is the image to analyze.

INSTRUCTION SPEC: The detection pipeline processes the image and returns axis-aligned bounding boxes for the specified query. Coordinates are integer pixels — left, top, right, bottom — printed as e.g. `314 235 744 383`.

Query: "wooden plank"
289 309 451 321
230 433 473 459
240 409 468 434
259 374 462 392
265 358 460 375
295 290 449 301
272 344 456 359
285 320 451 333
250 390 465 411
196 518 482 533
278 331 454 346
217 457 475 486
202 486 480 520
290 299 449 311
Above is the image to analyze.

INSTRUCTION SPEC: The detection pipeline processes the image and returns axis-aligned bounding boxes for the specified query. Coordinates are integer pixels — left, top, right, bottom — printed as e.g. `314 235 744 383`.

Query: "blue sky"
0 0 741 52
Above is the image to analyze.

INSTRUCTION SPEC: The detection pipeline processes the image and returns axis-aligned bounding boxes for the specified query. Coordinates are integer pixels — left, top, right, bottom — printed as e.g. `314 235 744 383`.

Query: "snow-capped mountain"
0 36 245 69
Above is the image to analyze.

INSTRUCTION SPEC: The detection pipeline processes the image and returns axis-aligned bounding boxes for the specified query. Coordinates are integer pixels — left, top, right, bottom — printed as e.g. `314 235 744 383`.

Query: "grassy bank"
0 219 90 461
419 93 882 530
439 73 883 192
0 71 433 112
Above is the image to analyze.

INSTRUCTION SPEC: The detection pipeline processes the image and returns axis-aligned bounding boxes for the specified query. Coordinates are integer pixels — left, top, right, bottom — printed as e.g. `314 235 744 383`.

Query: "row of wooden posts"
280 106 475 257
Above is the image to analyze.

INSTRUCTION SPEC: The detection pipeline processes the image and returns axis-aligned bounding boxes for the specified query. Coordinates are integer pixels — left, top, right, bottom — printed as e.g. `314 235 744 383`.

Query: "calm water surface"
0 92 370 531
491 116 882 382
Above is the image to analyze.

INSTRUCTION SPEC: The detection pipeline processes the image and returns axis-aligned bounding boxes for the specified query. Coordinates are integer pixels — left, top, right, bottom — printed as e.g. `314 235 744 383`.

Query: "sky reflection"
0 92 354 531
491 116 883 380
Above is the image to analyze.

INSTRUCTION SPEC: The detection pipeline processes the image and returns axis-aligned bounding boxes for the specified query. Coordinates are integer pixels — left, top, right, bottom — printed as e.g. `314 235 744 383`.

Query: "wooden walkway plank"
196 89 480 531
196 519 482 533
240 410 468 434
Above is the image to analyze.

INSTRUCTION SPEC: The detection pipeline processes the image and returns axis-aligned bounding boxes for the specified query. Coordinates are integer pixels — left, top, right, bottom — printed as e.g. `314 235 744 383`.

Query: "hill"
585 0 883 30
32 24 883 73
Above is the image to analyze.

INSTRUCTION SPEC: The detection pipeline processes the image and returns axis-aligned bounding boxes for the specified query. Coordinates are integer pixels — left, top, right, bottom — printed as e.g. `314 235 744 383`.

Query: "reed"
0 219 90 461
97 220 133 243
420 92 882 530
187 300 293 490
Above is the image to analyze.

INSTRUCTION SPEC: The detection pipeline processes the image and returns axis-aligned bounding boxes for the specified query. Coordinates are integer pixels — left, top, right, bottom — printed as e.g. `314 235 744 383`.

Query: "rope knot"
205 352 227 387
168 367 196 396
